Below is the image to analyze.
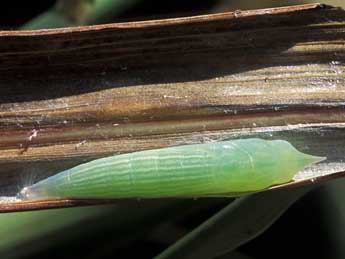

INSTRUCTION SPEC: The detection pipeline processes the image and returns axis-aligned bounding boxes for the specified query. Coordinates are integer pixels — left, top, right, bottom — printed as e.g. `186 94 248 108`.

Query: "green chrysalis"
18 138 324 200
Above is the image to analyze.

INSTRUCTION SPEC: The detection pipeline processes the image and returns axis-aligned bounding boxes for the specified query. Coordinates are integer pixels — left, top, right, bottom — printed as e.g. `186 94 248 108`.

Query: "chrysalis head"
17 185 47 201
17 187 30 200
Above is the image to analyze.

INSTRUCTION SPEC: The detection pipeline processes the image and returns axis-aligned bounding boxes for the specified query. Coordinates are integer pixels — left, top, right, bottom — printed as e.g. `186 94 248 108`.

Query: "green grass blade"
155 186 312 259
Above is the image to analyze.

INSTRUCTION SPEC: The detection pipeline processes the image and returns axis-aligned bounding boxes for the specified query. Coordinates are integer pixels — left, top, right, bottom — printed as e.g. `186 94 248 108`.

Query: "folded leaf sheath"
20 139 323 200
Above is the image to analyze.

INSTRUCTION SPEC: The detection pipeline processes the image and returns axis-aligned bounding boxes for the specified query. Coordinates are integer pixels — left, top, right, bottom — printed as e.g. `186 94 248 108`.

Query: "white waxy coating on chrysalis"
17 139 325 200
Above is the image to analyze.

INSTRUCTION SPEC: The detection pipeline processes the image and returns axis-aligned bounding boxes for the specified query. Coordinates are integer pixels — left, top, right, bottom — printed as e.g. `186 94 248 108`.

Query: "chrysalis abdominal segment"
18 139 325 201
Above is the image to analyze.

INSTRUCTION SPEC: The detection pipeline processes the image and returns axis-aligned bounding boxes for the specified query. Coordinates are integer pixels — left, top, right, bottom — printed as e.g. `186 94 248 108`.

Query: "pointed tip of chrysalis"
272 141 326 185
311 155 327 164
272 139 326 168
298 152 326 168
